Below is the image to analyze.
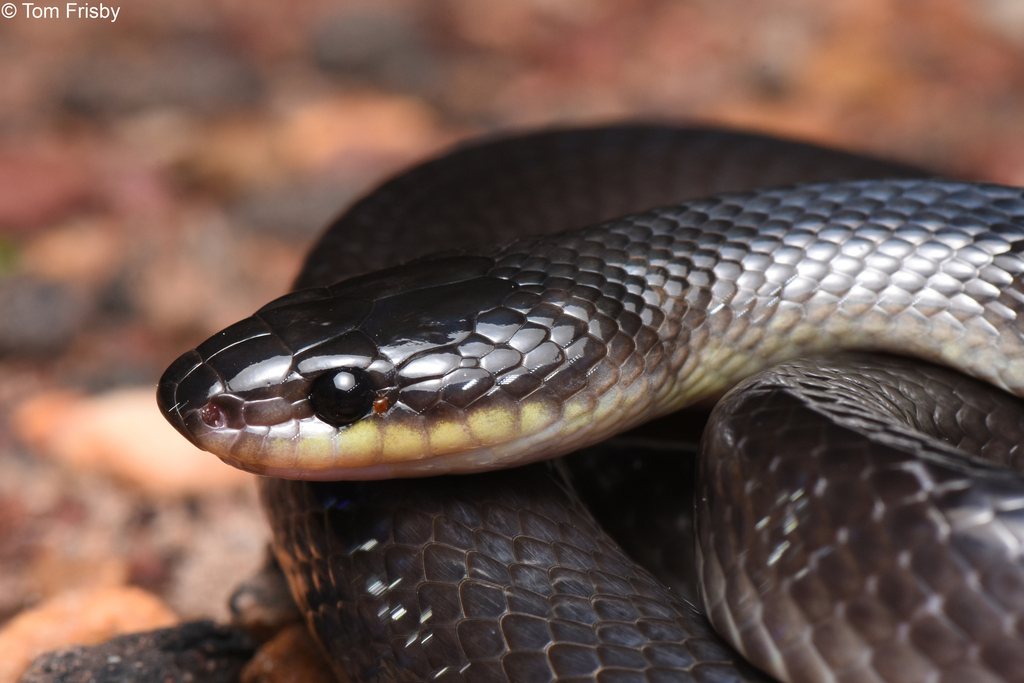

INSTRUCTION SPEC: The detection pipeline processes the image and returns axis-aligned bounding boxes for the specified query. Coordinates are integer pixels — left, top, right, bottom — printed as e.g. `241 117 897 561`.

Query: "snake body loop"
158 126 1024 682
700 355 1024 682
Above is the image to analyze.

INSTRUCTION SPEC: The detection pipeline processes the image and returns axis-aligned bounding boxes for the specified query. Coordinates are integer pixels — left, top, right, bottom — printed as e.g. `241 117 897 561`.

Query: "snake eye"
309 367 376 427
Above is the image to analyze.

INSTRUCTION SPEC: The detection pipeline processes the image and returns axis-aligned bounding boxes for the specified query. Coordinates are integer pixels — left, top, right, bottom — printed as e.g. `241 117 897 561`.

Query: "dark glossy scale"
565 413 712 607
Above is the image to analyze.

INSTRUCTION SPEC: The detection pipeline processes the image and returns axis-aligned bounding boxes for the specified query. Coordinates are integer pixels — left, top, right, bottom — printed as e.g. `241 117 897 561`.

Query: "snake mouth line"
156 378 621 479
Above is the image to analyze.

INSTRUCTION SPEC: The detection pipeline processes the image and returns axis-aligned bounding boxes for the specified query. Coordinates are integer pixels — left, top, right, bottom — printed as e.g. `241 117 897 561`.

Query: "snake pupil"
309 368 376 427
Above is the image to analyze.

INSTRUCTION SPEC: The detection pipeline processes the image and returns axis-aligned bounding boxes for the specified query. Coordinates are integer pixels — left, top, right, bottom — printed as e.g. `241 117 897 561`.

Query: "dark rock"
312 9 443 98
0 276 92 356
229 550 302 643
61 36 263 117
229 177 358 240
240 625 336 683
17 621 256 683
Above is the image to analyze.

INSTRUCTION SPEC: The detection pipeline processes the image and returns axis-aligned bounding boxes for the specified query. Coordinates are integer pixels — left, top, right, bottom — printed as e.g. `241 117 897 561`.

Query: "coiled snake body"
158 126 1024 682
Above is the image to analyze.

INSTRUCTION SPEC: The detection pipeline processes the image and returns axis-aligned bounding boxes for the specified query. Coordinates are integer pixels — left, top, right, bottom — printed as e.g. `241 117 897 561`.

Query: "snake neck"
487 180 1024 429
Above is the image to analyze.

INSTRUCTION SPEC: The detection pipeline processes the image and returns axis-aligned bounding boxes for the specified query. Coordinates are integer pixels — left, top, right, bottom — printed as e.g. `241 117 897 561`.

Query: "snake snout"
157 348 226 449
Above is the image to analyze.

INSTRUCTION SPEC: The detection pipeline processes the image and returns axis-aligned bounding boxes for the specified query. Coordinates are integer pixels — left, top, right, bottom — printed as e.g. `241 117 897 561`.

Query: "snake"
156 125 1024 682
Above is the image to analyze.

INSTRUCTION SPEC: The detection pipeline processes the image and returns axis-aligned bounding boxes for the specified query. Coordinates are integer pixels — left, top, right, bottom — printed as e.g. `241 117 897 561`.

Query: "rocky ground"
2 0 1024 681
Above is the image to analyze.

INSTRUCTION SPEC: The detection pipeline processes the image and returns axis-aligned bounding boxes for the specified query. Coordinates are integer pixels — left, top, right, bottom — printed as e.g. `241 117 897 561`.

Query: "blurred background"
2 0 1024 677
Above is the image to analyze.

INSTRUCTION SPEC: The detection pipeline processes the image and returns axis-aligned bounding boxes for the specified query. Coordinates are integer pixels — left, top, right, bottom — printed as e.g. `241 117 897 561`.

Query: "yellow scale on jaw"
466 404 518 446
426 419 476 456
327 419 381 468
375 395 571 467
520 400 559 436
289 432 337 470
382 421 430 462
287 396 572 471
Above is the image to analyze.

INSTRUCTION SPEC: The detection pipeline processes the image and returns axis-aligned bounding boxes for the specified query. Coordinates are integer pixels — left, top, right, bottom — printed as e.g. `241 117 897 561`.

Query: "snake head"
157 251 645 480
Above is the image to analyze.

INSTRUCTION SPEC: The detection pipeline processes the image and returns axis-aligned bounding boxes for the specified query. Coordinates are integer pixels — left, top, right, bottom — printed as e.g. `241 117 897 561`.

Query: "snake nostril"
201 403 228 429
